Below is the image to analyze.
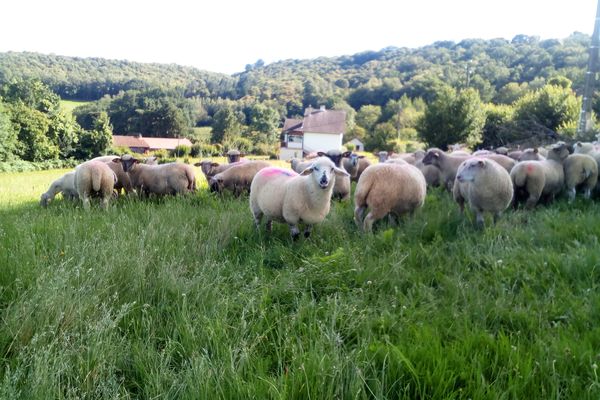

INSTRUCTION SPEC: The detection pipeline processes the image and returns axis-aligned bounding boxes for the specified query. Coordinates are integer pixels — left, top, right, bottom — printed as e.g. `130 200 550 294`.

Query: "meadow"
1 167 600 399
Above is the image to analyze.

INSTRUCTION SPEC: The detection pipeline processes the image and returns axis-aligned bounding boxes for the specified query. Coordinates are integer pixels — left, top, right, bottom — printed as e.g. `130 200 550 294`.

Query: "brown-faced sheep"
74 161 116 210
115 155 196 196
210 160 271 195
317 150 353 200
354 162 426 232
422 148 470 191
250 157 349 240
510 143 570 208
453 158 513 228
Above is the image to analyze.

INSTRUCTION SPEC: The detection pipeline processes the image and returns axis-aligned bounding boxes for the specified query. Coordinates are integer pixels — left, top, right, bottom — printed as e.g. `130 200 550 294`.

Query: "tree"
356 105 382 131
0 102 18 161
47 110 80 158
75 112 113 159
248 103 280 144
9 103 59 161
513 83 580 133
480 103 515 147
211 107 243 144
418 86 486 149
365 122 396 151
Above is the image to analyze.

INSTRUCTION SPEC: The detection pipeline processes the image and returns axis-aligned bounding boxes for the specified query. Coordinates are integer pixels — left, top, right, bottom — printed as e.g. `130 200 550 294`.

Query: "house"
347 138 364 151
280 106 346 160
113 134 193 154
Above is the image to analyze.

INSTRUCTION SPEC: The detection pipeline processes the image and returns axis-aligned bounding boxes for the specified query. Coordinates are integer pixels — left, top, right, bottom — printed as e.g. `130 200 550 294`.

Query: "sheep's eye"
314 166 320 172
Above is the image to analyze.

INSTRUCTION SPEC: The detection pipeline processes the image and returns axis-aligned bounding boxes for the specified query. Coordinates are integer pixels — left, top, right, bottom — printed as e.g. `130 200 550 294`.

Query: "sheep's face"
195 160 219 176
302 158 349 189
422 149 443 166
40 193 50 207
209 176 223 192
456 159 485 182
115 156 139 173
317 150 352 167
574 142 593 154
549 143 570 161
378 151 389 162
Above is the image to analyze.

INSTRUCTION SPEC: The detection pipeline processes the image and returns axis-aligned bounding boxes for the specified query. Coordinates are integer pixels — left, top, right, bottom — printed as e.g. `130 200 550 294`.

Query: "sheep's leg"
363 212 377 233
525 195 539 209
354 206 367 228
82 194 91 210
584 187 592 199
475 211 485 229
252 210 263 230
289 224 301 241
101 195 110 211
493 212 502 225
265 220 272 233
303 225 312 238
567 187 576 203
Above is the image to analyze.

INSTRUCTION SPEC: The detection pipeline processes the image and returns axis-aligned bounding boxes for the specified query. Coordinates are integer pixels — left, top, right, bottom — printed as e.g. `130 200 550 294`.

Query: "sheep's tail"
91 167 102 192
512 168 528 188
353 175 373 207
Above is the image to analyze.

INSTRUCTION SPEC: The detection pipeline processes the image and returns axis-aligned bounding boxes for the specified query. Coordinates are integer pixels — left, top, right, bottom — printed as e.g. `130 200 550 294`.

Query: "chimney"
319 105 326 112
305 105 313 116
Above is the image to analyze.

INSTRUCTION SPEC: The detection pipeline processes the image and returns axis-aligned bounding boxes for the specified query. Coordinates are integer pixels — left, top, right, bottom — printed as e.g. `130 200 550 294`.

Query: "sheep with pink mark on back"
249 157 349 240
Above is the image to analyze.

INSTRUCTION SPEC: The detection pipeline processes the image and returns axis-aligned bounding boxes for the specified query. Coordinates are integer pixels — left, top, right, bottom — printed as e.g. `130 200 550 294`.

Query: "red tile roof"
282 108 346 136
112 135 192 151
113 135 148 148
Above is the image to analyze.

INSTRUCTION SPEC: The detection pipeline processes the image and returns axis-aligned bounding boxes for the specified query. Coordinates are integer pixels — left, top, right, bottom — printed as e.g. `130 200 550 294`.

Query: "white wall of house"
280 148 303 161
303 132 343 153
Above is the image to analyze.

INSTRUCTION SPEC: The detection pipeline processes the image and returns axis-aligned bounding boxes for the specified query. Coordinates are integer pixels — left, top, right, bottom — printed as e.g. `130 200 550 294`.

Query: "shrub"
171 145 191 157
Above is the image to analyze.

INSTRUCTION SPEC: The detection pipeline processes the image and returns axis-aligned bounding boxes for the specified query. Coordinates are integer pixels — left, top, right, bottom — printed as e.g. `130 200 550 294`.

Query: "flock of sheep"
39 141 600 238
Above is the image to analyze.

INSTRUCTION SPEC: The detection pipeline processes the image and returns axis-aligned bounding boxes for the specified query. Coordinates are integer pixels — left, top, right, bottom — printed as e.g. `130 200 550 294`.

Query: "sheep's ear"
533 148 539 154
194 162 201 167
478 160 485 168
341 151 352 158
300 166 314 176
211 162 219 167
112 158 121 163
358 155 365 159
317 151 326 157
333 166 350 177
133 159 140 164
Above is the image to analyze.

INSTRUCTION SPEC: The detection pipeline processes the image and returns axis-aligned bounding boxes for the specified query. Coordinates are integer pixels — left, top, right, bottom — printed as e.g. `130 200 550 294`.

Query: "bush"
190 144 202 157
107 146 132 156
158 157 177 164
0 158 79 172
171 145 191 157
150 149 169 159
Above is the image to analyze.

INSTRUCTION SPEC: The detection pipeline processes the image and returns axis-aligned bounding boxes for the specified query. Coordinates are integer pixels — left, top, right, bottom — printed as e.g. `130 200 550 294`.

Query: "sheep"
517 148 546 162
290 158 312 174
472 149 493 156
114 154 196 196
354 157 372 182
507 150 524 161
342 153 365 179
377 151 389 163
453 158 513 228
422 148 470 191
354 162 426 232
317 150 352 200
210 160 271 195
40 171 78 207
91 154 157 195
495 147 509 155
226 149 243 164
510 142 570 208
74 160 116 210
573 141 600 167
249 157 349 240
479 153 516 173
414 150 442 187
563 153 598 201
194 160 245 190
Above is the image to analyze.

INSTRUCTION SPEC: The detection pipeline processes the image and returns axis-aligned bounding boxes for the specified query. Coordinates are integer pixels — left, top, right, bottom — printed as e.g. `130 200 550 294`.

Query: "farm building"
279 106 346 160
113 134 193 154
347 138 364 151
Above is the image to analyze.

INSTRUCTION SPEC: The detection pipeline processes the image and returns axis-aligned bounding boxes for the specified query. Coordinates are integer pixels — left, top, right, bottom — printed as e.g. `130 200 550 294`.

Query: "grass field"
59 100 91 114
1 168 600 398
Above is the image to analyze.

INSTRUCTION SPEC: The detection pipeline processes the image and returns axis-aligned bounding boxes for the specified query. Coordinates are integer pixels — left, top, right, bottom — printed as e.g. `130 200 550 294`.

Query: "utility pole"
577 0 600 136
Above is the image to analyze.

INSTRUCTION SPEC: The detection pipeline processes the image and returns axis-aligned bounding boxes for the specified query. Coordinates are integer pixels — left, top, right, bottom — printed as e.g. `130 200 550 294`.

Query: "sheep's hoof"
292 232 300 241
304 231 311 238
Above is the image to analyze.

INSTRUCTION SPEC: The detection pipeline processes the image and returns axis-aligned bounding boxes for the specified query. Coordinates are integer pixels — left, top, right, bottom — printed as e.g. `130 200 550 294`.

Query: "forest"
0 32 595 167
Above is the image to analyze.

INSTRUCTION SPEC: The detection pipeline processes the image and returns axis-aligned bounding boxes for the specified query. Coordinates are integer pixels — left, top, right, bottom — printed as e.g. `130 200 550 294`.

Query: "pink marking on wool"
259 167 298 178
526 164 534 173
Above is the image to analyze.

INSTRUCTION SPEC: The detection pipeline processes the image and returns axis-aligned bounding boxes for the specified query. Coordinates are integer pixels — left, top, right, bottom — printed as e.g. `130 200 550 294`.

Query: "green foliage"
356 105 382 131
211 107 243 144
513 83 580 133
481 103 515 147
223 137 253 154
0 79 60 113
418 87 486 149
74 112 113 159
0 102 18 161
171 145 191 157
46 110 80 158
9 103 59 161
366 122 397 151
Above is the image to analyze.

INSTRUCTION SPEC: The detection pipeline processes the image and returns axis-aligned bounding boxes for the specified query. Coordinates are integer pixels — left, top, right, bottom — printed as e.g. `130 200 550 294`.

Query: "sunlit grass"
1 169 600 398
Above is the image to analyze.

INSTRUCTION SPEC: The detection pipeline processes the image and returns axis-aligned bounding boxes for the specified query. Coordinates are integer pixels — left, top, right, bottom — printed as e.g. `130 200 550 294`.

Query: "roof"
348 138 364 145
301 109 346 134
112 135 192 150
113 135 148 148
282 118 303 134
143 137 193 150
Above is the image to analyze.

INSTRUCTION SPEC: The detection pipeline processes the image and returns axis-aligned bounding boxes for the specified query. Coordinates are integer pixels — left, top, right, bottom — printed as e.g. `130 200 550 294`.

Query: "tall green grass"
1 170 600 398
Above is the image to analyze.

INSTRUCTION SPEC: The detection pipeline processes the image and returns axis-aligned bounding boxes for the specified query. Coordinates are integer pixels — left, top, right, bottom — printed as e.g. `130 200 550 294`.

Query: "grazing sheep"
422 148 470 191
115 154 196 196
510 143 570 208
195 160 245 190
507 150 524 161
453 158 513 228
353 157 372 182
226 149 243 164
91 155 157 195
317 150 352 200
249 157 349 240
472 149 493 156
495 147 509 155
354 162 426 232
563 154 598 201
40 171 78 207
414 150 442 187
74 161 116 210
210 160 271 195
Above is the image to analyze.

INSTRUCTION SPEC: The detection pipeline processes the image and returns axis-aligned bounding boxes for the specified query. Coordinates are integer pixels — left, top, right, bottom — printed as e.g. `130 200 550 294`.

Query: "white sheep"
250 157 349 240
563 153 598 201
354 162 426 232
422 148 470 191
114 154 196 196
510 143 570 208
40 171 78 207
453 158 513 227
209 160 271 195
74 160 116 210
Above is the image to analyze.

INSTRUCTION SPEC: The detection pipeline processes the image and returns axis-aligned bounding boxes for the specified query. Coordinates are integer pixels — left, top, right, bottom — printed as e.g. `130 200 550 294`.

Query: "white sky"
1 0 597 74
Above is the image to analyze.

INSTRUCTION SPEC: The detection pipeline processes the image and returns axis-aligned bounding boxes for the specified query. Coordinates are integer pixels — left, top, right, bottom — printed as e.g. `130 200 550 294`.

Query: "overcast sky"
1 0 597 74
